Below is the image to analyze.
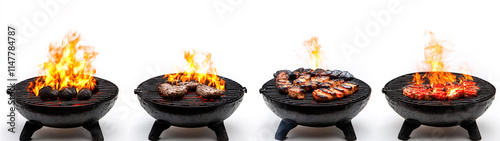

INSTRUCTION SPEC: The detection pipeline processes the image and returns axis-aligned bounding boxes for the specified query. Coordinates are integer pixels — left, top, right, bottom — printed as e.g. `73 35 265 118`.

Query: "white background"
1 0 500 141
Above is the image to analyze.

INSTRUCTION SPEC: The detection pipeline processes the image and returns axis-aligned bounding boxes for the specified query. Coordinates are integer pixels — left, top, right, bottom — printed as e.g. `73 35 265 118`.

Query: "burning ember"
27 32 98 101
403 31 479 100
160 50 225 99
274 37 358 102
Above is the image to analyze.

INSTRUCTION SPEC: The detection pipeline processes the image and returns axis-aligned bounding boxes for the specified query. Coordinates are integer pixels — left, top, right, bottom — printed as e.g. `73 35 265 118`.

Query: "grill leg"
337 121 356 141
398 119 421 140
275 118 298 140
82 121 104 141
460 120 481 141
208 121 229 141
20 120 43 141
148 120 171 141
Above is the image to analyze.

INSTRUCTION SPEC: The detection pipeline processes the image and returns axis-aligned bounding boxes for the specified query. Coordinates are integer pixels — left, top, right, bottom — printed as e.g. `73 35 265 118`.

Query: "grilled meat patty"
158 83 188 99
178 81 200 91
196 84 224 99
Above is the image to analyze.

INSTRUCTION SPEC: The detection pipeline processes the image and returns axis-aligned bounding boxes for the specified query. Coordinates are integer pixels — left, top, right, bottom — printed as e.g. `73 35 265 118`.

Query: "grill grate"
136 75 245 108
260 78 371 107
383 72 495 106
13 76 118 107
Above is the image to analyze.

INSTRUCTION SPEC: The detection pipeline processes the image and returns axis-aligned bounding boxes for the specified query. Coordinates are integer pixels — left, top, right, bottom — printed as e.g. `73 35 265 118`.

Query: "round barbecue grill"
382 72 495 140
7 76 118 141
134 74 246 141
259 77 371 141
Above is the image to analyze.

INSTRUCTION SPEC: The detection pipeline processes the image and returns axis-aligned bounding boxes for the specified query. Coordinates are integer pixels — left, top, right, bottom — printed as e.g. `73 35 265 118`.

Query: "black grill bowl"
382 72 496 140
134 75 245 141
259 78 371 140
7 76 119 141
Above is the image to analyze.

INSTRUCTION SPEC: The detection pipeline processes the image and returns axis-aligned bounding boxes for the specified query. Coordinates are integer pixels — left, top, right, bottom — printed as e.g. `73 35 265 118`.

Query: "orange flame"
164 50 225 90
413 31 473 85
412 72 424 85
27 32 98 96
304 37 323 69
422 31 456 85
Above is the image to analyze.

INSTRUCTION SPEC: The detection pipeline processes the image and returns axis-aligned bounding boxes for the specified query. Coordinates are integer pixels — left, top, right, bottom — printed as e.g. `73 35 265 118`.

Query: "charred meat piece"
339 81 359 96
196 85 224 99
276 79 292 85
318 79 345 88
344 81 359 91
464 88 478 98
318 81 334 88
330 70 342 78
311 68 327 76
39 86 58 101
430 84 446 100
276 75 292 94
323 69 333 76
290 68 304 79
330 87 345 99
431 91 447 100
274 70 292 79
59 87 77 101
446 83 464 100
277 84 293 94
311 76 330 83
403 84 431 100
77 88 92 100
287 86 306 99
301 81 319 91
158 83 188 99
303 68 314 75
312 88 336 102
336 84 356 96
338 71 354 80
293 74 311 85
178 81 200 91
461 80 479 98
461 80 477 87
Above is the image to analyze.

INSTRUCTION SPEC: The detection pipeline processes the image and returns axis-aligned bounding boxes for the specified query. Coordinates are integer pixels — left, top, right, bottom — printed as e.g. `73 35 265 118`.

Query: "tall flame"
413 31 472 85
28 32 98 96
164 50 225 90
304 37 323 69
422 31 456 85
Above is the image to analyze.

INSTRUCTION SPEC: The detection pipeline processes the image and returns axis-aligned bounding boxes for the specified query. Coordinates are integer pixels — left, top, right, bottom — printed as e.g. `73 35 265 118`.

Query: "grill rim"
260 77 371 107
135 74 245 108
12 76 119 108
382 72 496 106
